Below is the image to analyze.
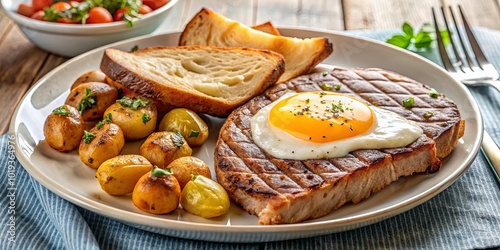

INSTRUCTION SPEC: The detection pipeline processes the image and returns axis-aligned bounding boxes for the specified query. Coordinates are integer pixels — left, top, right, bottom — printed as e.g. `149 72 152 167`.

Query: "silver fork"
432 5 500 92
432 6 500 183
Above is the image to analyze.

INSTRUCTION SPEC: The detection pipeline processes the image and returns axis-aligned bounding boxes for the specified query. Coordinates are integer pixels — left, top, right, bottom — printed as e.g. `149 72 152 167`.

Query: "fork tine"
432 7 456 72
447 6 478 70
439 6 465 71
458 5 489 67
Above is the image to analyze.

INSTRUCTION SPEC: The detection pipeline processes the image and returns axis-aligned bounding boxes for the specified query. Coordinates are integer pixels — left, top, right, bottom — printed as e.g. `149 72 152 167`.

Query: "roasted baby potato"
79 123 125 169
104 97 157 140
158 108 209 147
71 70 107 90
65 82 118 121
140 131 192 168
180 175 230 218
96 155 153 195
167 156 211 189
43 105 85 151
132 166 181 214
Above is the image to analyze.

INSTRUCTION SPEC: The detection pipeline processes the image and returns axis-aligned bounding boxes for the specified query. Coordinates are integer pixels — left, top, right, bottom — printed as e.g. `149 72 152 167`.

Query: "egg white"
250 93 423 160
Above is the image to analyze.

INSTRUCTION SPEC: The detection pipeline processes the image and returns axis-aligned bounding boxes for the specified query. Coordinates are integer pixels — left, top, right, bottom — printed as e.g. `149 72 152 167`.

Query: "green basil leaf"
414 32 433 48
386 34 411 49
402 22 414 38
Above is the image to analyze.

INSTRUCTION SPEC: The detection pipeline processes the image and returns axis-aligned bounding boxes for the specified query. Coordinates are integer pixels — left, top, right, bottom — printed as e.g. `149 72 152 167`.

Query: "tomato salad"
16 0 168 26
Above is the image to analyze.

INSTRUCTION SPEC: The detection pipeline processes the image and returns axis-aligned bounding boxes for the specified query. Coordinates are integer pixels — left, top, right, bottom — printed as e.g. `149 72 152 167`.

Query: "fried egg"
251 91 423 160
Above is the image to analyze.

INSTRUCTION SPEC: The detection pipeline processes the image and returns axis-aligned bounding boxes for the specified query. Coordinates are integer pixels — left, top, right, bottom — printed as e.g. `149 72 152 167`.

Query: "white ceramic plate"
10 28 482 243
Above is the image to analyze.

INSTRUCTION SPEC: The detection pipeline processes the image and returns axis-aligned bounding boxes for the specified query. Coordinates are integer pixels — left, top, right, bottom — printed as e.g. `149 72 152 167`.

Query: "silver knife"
481 131 500 184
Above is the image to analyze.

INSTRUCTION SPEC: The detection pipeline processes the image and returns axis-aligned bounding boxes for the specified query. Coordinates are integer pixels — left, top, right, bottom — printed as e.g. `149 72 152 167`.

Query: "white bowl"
0 0 179 57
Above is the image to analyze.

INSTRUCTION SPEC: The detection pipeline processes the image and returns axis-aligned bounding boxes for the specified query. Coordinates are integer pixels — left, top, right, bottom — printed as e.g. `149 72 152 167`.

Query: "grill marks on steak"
214 67 463 224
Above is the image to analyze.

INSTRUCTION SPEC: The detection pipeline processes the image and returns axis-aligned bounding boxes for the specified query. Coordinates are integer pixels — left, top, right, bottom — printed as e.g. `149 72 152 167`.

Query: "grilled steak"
214 67 465 225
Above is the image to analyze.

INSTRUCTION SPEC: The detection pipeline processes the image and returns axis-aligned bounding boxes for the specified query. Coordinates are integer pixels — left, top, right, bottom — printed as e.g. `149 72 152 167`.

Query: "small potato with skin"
132 166 181 214
71 70 107 90
65 82 118 121
140 131 192 168
104 97 157 140
96 155 153 195
167 156 211 189
43 105 85 151
180 175 230 218
79 123 125 169
158 108 209 147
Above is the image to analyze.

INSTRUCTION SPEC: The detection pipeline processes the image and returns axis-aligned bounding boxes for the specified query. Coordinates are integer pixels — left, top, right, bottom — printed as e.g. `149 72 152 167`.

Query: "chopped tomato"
51 1 71 12
139 4 152 14
86 7 113 24
32 0 52 12
17 3 35 17
113 7 129 21
142 0 167 10
31 10 45 20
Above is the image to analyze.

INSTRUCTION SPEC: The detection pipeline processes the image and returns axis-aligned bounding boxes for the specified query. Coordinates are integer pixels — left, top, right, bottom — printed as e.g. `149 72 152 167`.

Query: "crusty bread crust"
214 67 464 224
100 46 285 117
251 21 281 36
179 8 333 83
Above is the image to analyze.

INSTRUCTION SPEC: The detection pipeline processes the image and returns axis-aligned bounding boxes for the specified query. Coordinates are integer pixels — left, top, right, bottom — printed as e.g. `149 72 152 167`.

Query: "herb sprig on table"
386 22 450 50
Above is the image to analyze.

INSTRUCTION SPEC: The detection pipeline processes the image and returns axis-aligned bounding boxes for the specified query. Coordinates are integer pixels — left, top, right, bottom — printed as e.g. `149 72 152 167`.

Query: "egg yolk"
268 92 375 143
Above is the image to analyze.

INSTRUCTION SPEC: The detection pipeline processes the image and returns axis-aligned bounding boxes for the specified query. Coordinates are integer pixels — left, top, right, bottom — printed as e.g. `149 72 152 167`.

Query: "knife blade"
481 130 500 184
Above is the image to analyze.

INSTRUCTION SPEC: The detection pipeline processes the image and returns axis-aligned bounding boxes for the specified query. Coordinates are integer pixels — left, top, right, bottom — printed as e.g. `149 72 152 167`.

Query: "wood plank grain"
182 0 256 25
0 11 13 42
442 0 500 29
255 0 343 29
344 0 500 30
33 55 67 83
0 25 48 134
180 0 342 30
343 0 442 30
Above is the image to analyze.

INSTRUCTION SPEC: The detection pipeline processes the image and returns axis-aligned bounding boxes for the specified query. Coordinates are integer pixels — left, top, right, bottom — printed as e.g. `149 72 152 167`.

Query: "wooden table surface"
1 0 499 135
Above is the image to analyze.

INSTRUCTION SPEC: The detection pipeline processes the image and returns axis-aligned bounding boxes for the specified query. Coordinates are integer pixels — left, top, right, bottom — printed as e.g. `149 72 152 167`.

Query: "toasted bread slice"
179 8 333 83
251 21 281 36
100 46 285 117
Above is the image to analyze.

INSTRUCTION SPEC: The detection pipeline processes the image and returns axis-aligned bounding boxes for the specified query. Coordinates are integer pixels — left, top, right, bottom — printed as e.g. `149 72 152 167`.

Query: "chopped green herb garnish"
53 105 70 116
334 84 342 91
77 87 96 115
116 96 150 110
142 113 151 124
322 71 328 77
131 45 139 52
320 82 333 91
172 132 185 148
96 113 112 129
402 97 415 108
82 131 95 144
151 165 172 177
423 111 434 118
189 130 200 138
429 88 439 98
